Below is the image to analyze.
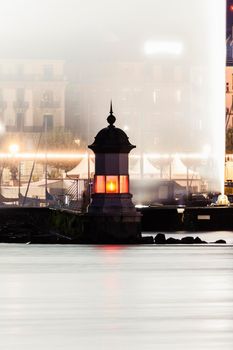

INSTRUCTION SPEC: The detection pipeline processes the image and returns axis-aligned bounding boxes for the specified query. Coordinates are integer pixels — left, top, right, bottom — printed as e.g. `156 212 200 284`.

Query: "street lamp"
9 143 19 154
74 139 81 146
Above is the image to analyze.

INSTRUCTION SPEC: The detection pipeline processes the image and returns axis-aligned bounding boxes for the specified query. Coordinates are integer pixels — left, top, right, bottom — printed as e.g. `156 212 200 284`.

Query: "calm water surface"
0 235 233 350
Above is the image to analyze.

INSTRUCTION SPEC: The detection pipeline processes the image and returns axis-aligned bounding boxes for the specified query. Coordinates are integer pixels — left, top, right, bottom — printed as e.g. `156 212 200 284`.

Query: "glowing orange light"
230 5 233 11
106 176 118 193
120 175 129 193
97 245 126 251
95 175 105 193
106 181 116 193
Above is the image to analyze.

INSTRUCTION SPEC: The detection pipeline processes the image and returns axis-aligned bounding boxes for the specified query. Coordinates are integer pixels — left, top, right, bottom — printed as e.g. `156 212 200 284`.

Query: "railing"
55 181 81 211
13 101 29 112
0 74 66 82
40 101 60 108
50 179 89 212
0 179 89 210
5 125 43 133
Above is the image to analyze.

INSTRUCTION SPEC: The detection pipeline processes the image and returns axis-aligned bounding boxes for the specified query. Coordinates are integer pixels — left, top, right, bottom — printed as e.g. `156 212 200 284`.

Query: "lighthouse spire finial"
107 100 116 127
110 100 113 115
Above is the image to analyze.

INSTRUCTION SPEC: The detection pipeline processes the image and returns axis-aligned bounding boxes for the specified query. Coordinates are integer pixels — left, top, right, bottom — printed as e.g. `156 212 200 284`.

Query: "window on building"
16 88 24 102
43 114 54 131
42 90 53 103
16 113 24 131
16 64 24 77
43 65 53 80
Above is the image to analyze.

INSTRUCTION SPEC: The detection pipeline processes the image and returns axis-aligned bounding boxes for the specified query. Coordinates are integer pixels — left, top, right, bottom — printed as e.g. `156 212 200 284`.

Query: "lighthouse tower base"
83 212 141 244
83 193 141 243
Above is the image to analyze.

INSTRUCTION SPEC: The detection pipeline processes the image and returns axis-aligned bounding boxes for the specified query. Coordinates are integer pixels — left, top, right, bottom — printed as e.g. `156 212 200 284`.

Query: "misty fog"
0 0 225 193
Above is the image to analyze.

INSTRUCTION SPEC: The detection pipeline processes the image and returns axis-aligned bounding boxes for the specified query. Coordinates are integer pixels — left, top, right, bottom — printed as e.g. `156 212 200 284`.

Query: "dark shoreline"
0 206 232 244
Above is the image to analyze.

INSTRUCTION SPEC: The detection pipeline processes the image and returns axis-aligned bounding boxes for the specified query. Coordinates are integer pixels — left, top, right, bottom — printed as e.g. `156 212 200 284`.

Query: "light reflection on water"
0 241 233 350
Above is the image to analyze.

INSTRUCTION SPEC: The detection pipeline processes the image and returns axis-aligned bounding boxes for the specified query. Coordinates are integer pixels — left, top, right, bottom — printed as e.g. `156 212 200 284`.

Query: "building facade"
226 66 233 129
226 26 233 129
0 59 66 133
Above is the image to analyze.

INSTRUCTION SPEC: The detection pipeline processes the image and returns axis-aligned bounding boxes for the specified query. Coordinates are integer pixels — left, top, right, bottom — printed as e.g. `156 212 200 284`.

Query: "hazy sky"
0 0 217 61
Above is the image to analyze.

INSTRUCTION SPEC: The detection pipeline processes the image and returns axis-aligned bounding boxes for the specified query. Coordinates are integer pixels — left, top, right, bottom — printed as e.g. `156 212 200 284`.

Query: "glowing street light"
74 139 81 146
9 143 20 155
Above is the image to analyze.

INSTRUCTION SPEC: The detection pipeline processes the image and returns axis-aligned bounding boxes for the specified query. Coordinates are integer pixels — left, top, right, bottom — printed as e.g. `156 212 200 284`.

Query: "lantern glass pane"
120 176 129 193
106 176 119 193
95 175 105 193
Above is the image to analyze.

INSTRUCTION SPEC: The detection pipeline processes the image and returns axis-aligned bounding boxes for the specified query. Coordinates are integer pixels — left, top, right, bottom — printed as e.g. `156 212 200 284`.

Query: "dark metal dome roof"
88 103 136 154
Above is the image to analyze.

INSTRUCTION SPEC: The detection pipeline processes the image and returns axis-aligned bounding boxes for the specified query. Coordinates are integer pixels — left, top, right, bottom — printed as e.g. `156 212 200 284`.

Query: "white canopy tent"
66 157 94 179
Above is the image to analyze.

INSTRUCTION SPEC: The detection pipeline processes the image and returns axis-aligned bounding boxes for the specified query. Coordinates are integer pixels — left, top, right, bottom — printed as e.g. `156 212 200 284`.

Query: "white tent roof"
129 156 200 178
171 157 199 177
67 158 94 179
143 157 160 175
66 156 200 180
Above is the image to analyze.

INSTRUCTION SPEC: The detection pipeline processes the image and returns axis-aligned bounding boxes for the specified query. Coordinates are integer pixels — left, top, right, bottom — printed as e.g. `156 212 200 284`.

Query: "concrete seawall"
0 207 85 243
140 206 233 231
0 206 233 243
0 207 51 243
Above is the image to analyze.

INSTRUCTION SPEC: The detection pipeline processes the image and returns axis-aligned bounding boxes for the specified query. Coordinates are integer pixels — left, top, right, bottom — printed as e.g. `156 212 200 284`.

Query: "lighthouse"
84 103 141 243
